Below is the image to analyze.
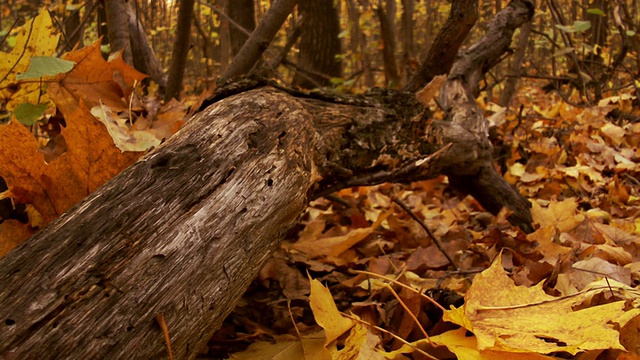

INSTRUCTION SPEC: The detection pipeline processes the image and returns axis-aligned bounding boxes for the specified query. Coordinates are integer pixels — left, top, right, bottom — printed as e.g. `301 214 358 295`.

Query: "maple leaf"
0 38 147 254
443 253 640 355
0 9 58 113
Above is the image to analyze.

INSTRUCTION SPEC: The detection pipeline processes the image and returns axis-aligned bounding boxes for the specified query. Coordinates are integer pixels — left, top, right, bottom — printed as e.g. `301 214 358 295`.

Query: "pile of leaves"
209 85 640 358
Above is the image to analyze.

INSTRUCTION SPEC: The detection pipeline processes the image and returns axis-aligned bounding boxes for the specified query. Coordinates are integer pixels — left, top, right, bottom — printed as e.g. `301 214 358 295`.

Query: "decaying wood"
0 1 534 358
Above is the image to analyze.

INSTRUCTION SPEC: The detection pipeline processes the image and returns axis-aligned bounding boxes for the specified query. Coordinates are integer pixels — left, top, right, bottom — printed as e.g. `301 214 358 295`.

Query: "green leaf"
627 30 636 37
16 56 75 80
556 21 591 33
586 8 605 16
13 103 48 125
573 20 592 33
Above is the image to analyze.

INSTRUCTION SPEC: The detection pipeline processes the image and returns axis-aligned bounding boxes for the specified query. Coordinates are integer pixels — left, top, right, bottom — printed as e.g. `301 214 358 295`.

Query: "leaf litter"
215 84 640 359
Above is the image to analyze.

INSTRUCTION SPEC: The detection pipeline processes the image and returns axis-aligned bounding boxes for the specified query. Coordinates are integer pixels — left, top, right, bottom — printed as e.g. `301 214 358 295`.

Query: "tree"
229 0 256 57
292 0 343 88
376 0 400 86
0 1 535 358
164 0 196 101
222 0 298 81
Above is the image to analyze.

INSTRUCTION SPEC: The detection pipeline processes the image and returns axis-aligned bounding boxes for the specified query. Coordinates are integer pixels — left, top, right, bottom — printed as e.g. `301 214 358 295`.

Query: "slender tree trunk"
499 21 532 107
404 0 479 92
165 0 196 101
376 0 400 86
401 0 416 83
222 0 298 81
104 0 133 64
63 1 84 51
347 0 375 87
293 0 342 88
229 0 256 57
127 4 168 92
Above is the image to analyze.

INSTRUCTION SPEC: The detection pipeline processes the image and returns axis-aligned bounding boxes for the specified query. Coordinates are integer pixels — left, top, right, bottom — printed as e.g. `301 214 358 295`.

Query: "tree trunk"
63 1 84 52
126 4 168 92
165 0 196 101
0 1 534 358
292 0 342 88
376 0 400 86
222 0 298 81
229 0 256 57
401 0 416 83
404 0 479 92
104 0 133 65
346 0 375 87
498 21 532 107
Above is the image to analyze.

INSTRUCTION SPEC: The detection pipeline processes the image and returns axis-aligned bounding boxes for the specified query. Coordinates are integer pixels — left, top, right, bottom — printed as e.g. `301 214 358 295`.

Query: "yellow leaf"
525 224 571 264
293 209 392 258
430 328 555 360
335 323 384 360
530 198 584 232
379 328 553 360
443 254 640 354
0 8 58 111
230 331 331 360
309 278 354 346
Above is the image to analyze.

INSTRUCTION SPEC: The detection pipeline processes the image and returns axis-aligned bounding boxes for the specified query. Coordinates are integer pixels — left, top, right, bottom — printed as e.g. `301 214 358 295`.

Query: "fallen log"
0 1 534 358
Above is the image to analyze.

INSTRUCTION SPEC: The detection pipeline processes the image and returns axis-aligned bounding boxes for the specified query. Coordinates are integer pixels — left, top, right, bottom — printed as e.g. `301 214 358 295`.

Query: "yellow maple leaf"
530 198 584 232
293 209 392 258
443 254 640 355
0 9 58 111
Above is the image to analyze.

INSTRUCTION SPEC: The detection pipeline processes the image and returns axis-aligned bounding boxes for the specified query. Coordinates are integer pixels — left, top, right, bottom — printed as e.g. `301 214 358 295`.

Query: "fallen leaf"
309 278 354 346
444 254 640 354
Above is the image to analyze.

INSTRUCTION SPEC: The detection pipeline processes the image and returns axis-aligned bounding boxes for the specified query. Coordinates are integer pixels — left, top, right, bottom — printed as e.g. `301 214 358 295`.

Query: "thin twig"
353 270 446 312
391 196 459 270
341 313 439 360
324 193 353 208
385 284 431 341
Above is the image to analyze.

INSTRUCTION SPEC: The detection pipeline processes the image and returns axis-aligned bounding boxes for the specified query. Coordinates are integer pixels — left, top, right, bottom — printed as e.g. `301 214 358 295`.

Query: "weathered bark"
404 0 478 92
0 1 534 358
165 0 196 101
229 0 256 57
293 0 342 88
222 0 298 81
437 0 534 229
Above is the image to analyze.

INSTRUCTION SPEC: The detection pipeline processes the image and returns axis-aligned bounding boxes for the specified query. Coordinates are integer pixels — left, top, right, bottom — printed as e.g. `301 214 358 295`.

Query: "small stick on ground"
391 196 459 271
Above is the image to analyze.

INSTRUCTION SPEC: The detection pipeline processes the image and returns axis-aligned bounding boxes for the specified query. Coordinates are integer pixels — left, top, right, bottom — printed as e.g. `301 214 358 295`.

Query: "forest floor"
209 81 640 359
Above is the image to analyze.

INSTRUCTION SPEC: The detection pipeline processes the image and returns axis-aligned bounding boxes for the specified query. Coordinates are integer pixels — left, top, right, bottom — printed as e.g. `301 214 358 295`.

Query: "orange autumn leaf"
0 40 148 252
